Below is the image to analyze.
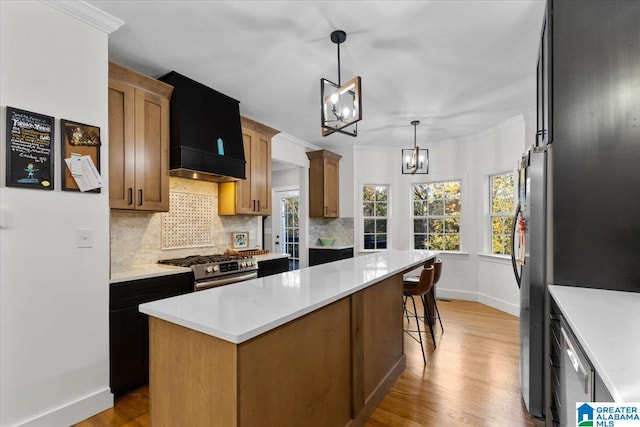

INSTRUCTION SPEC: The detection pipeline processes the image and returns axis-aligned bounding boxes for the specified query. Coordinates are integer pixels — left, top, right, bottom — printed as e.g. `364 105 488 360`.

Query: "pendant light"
321 30 362 137
402 120 429 174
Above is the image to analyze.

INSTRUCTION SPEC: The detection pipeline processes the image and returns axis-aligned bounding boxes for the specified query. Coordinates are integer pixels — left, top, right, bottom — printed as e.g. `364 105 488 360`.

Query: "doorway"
273 189 300 270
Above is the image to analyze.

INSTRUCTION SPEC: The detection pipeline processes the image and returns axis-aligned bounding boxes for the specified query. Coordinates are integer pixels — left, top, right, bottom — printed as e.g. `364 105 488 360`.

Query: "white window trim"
409 179 463 252
488 171 516 255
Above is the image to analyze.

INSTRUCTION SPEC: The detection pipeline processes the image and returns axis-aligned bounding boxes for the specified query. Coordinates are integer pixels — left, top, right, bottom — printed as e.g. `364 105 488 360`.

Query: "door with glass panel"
274 190 299 270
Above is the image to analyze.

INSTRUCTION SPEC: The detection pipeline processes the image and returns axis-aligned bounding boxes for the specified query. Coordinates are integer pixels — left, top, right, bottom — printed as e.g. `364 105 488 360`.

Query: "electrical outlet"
76 228 94 248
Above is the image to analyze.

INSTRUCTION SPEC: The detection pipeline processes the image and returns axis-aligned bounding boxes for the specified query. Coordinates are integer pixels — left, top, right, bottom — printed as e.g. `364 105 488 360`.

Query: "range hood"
159 71 245 182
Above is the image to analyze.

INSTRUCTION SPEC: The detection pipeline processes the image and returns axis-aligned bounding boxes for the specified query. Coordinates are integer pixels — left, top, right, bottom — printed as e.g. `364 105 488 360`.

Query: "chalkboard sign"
6 107 54 190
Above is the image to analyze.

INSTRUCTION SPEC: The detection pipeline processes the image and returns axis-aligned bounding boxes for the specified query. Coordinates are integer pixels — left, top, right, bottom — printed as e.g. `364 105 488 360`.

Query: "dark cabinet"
309 247 354 267
109 272 191 395
546 0 640 292
257 256 289 278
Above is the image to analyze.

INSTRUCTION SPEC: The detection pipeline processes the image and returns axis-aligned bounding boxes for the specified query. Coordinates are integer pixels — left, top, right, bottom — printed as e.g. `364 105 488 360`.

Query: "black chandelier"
321 30 362 137
402 120 429 174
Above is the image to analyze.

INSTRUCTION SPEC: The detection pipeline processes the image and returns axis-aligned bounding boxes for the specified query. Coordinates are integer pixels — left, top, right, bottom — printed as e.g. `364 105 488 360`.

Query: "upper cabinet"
219 117 278 216
307 149 342 218
109 62 173 211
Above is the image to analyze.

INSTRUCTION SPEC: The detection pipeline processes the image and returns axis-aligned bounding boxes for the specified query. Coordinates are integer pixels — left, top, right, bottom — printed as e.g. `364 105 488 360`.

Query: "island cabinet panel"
238 297 351 427
363 275 404 398
146 267 413 426
149 318 238 427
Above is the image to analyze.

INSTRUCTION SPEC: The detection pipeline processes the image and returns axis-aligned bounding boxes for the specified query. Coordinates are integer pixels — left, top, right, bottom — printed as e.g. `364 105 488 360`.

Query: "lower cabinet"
257 257 289 278
110 272 192 395
309 247 354 267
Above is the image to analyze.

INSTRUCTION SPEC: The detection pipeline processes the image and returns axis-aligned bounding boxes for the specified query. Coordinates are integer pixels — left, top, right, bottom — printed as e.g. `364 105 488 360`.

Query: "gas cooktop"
158 254 251 268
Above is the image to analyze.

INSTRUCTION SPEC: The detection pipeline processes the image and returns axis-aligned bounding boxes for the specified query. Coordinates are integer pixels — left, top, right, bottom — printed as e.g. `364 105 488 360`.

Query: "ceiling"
89 0 545 152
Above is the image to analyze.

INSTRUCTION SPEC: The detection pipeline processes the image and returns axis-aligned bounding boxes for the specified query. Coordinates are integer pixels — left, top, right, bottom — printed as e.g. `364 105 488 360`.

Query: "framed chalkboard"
5 107 54 190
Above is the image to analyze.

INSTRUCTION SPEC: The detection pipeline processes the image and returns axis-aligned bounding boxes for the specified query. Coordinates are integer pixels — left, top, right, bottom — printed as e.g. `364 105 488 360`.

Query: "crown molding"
41 0 124 34
273 132 321 151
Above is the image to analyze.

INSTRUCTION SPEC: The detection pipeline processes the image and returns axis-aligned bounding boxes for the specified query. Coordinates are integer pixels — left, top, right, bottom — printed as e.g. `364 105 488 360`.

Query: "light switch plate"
0 208 11 229
76 228 93 248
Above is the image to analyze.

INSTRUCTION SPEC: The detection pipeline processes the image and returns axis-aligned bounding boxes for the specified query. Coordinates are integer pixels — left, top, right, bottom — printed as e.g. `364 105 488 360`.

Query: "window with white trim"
411 181 461 250
362 185 388 250
489 172 515 255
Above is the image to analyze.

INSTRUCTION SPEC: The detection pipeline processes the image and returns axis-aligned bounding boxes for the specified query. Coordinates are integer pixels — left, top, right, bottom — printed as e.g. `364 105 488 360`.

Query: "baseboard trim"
477 293 519 316
436 289 519 317
19 388 113 427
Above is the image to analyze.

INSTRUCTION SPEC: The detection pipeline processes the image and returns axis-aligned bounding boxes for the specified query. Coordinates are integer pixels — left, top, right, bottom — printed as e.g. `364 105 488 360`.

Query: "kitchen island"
140 250 437 427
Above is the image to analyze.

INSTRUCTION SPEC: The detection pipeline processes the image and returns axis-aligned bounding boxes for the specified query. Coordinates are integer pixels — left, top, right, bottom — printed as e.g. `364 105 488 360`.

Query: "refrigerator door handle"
511 201 522 288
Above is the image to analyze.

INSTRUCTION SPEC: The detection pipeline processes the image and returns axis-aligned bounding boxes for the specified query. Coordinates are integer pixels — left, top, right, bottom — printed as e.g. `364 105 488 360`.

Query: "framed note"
61 119 101 192
231 231 249 249
5 107 54 190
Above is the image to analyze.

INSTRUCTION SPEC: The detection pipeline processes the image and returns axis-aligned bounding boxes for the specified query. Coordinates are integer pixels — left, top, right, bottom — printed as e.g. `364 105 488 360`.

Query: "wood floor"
74 299 535 427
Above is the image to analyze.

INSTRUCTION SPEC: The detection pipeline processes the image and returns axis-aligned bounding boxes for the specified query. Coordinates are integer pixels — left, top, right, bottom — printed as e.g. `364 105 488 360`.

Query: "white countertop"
548 285 640 402
308 245 354 250
110 264 191 283
140 250 437 344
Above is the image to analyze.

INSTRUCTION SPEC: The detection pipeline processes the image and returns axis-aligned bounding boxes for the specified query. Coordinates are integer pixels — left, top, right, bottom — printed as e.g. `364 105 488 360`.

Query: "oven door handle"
195 271 258 291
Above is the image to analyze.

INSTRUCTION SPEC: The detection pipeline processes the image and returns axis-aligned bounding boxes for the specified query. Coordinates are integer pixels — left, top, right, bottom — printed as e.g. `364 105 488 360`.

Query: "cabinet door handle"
257 200 260 211
325 206 328 215
252 200 256 211
138 189 143 206
128 188 133 205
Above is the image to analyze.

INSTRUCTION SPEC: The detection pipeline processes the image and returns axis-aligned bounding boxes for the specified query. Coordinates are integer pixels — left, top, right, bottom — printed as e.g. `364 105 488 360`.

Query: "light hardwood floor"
75 299 535 427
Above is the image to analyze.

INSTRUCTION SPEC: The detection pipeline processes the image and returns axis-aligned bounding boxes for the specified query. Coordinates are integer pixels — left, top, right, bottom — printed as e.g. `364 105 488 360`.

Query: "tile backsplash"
309 217 354 246
110 177 260 269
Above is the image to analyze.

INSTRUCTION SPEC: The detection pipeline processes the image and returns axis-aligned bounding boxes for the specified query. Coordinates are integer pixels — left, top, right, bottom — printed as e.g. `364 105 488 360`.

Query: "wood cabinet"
109 272 191 395
219 117 278 215
109 62 173 211
306 149 342 218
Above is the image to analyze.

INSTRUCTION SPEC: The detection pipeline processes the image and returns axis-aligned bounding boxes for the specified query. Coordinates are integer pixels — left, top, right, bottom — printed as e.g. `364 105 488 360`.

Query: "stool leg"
432 294 444 332
410 296 426 364
421 294 437 348
403 295 410 324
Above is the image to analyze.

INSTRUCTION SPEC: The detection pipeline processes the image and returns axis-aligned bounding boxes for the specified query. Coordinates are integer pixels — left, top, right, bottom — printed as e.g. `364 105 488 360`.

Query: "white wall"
0 2 114 426
351 114 532 315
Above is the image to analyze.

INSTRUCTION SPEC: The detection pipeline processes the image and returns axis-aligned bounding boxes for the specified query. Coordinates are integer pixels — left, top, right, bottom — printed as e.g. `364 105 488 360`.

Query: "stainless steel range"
158 254 258 291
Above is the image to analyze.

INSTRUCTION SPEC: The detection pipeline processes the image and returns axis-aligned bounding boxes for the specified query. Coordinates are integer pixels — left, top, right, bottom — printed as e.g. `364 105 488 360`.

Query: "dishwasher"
553 315 595 427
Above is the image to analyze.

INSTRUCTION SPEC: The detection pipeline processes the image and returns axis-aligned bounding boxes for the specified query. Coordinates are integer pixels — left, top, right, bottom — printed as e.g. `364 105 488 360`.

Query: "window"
411 181 461 251
363 185 388 250
490 172 515 255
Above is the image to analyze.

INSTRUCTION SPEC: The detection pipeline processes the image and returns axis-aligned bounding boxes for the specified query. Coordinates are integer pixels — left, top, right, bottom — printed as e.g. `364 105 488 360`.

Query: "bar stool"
403 265 435 364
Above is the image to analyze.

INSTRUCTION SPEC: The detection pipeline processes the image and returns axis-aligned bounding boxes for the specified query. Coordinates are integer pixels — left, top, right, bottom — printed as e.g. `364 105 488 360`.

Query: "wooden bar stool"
403 265 435 364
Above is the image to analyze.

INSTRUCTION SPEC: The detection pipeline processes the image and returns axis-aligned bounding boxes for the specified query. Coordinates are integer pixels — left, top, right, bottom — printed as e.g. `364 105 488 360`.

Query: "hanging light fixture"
321 30 362 137
402 120 429 174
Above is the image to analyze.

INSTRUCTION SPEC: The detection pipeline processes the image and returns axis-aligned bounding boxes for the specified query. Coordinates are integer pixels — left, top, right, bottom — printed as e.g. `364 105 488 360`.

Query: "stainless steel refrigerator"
511 146 549 419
